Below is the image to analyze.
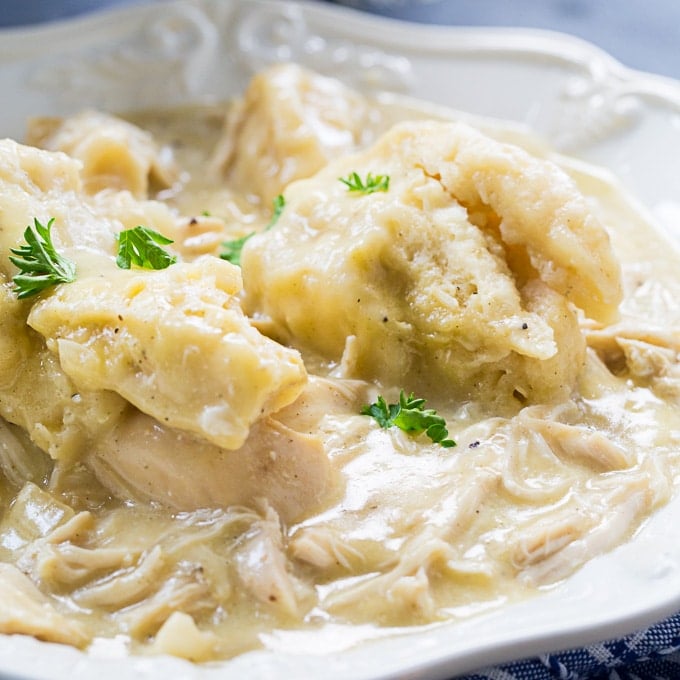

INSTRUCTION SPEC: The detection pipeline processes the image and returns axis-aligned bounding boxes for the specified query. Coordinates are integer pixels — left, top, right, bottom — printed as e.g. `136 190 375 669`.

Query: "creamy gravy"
0 63 679 662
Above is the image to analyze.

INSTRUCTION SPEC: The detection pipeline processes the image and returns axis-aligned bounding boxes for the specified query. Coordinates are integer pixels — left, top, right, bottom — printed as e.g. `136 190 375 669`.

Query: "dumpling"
0 140 305 457
29 257 307 450
212 63 376 206
241 121 622 408
26 110 178 198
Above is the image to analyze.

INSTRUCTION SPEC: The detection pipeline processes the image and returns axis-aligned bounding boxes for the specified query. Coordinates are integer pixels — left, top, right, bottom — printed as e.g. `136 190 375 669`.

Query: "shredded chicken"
234 504 311 617
118 563 215 637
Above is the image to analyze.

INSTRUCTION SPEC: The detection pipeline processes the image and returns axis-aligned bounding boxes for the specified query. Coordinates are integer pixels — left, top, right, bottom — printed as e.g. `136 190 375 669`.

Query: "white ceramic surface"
1 1 680 678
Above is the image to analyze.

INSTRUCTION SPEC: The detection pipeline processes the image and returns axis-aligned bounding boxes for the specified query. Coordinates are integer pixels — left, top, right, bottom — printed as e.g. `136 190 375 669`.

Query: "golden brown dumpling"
242 121 622 408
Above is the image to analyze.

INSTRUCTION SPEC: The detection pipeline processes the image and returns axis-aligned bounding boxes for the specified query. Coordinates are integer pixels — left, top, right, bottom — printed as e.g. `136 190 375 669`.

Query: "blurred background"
0 0 679 80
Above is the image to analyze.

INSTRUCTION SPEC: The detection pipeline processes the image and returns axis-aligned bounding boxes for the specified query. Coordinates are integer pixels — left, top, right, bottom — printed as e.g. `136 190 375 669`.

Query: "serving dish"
1 1 680 678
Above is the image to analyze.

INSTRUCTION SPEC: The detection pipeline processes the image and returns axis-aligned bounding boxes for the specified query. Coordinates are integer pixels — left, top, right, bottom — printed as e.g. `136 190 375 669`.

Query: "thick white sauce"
0 63 678 662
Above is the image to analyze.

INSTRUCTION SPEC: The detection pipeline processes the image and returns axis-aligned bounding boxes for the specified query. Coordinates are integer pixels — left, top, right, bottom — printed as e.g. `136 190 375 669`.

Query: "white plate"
2 2 680 679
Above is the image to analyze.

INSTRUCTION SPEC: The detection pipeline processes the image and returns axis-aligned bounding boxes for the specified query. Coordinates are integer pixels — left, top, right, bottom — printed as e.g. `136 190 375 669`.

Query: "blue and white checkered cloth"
456 613 680 680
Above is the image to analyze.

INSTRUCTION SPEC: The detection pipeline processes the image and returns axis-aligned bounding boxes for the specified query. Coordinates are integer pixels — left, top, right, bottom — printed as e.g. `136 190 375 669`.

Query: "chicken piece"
323 536 452 624
584 321 680 354
273 375 373 433
234 504 310 617
117 563 215 637
87 408 335 523
585 321 680 386
289 525 365 572
26 110 178 198
243 121 621 406
73 545 166 609
617 338 678 379
35 543 137 586
29 257 307 450
528 420 630 471
514 404 632 471
510 505 595 570
212 63 376 205
0 563 89 647
10 502 97 583
515 457 671 585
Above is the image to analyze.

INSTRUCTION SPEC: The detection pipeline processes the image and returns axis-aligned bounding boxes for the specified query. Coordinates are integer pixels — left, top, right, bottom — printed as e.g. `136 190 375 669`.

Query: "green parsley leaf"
362 395 399 429
220 232 254 266
116 226 176 270
9 218 76 299
361 390 456 448
339 171 390 195
268 194 285 228
220 195 285 266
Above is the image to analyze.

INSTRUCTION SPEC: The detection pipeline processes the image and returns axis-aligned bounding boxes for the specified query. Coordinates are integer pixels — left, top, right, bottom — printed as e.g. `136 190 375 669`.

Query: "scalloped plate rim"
1 2 680 679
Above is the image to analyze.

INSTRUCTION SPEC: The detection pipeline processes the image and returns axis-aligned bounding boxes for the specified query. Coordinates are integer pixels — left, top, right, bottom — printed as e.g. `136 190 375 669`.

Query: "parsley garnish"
339 172 390 194
9 218 76 299
116 226 176 270
220 232 253 266
268 194 285 228
220 194 285 266
362 391 456 448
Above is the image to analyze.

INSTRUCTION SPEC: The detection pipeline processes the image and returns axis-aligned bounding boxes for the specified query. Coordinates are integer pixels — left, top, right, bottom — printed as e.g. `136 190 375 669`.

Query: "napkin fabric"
457 613 680 680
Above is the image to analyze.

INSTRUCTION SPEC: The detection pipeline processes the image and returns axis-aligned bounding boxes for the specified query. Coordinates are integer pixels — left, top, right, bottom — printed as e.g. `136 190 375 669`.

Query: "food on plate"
211 63 376 206
241 119 621 408
25 110 179 198
0 63 679 663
